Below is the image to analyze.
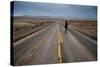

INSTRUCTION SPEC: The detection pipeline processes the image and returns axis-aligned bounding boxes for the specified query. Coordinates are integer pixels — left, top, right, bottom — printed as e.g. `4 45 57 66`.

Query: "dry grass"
68 20 97 40
13 16 55 42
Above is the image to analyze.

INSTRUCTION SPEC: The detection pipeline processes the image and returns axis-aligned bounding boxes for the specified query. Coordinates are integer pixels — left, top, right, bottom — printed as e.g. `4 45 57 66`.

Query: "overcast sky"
11 1 97 20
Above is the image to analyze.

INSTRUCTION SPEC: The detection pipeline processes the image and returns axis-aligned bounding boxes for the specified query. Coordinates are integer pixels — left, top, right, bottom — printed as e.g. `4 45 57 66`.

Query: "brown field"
13 16 57 42
13 16 97 42
68 20 97 40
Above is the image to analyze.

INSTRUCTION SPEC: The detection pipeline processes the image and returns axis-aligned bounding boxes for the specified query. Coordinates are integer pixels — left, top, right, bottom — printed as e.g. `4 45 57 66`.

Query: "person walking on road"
65 20 68 30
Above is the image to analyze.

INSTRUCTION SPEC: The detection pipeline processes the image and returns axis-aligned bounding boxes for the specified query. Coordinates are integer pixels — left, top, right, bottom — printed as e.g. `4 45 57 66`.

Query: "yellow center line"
58 32 63 63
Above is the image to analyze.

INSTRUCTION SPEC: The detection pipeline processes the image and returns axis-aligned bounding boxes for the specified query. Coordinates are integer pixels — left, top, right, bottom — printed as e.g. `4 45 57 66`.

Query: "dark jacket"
65 20 68 29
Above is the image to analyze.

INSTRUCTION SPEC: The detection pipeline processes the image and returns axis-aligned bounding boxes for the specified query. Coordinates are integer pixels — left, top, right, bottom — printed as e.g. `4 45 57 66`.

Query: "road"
13 22 97 65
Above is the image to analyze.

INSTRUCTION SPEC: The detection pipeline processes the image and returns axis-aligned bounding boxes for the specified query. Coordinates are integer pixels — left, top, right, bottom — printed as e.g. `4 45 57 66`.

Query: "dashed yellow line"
58 32 63 63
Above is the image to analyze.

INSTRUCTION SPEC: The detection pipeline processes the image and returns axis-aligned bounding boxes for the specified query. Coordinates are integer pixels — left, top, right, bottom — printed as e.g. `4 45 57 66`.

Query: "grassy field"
68 20 97 40
13 16 97 42
13 16 55 42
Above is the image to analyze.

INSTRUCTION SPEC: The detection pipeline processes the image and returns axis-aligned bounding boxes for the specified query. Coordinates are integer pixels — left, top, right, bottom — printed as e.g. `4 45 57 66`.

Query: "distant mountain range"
12 15 97 21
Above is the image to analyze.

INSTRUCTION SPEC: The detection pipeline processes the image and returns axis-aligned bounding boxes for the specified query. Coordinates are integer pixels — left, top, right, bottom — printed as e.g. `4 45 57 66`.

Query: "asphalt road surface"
13 22 97 65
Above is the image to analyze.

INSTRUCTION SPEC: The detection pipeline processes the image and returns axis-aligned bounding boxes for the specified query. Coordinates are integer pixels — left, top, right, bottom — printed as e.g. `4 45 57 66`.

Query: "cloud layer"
12 1 97 20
